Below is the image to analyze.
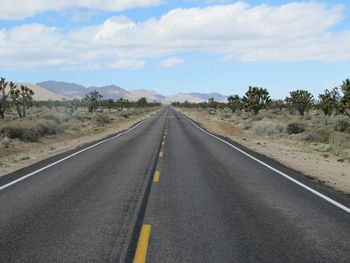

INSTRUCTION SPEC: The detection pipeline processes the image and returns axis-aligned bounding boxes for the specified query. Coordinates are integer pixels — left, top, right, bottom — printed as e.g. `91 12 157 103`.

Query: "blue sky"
1 0 350 99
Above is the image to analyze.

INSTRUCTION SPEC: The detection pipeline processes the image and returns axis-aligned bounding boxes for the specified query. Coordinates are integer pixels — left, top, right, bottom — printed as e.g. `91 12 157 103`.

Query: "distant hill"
38 81 132 100
16 83 68 101
188 92 227 101
128 89 165 102
37 81 86 98
164 92 227 103
34 81 227 102
90 85 130 100
164 93 205 103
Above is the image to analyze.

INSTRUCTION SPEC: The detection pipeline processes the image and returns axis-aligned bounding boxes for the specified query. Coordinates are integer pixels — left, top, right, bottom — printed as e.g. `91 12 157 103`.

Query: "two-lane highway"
1 107 350 263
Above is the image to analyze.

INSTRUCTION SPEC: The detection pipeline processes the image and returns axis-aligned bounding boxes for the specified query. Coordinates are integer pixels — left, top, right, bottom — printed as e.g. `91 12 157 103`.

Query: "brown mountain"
16 83 68 101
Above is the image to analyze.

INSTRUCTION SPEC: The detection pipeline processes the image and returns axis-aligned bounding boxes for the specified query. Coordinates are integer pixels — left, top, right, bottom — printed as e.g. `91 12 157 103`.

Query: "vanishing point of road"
1 107 350 262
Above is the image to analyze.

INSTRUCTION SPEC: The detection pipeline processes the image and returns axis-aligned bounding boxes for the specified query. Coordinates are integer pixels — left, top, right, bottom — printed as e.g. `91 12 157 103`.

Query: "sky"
0 0 350 99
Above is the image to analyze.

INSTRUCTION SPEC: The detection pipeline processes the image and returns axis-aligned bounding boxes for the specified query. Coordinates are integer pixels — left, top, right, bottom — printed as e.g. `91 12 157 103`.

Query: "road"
0 107 350 262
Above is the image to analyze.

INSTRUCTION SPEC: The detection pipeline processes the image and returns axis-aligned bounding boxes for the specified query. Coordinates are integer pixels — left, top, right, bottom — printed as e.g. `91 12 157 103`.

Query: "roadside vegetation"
173 79 350 193
0 77 161 176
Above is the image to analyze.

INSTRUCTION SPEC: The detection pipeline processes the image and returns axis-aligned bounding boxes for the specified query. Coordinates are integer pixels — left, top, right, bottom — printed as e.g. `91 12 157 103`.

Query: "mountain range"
23 81 228 103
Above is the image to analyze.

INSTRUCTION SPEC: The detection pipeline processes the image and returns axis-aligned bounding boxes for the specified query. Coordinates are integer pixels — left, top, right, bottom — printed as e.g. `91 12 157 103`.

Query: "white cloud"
62 63 102 71
0 0 163 19
0 2 350 70
160 57 185 68
109 59 145 69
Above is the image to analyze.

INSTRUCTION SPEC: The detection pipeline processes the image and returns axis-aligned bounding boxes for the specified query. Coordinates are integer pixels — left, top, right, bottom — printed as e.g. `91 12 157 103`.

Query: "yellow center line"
133 224 151 263
159 151 164 158
153 170 160 182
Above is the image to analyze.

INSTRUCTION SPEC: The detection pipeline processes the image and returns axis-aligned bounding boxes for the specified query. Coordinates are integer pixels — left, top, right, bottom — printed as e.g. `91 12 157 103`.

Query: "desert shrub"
329 133 350 148
94 113 110 125
121 113 130 119
73 111 91 121
253 120 278 136
286 121 306 134
37 120 61 136
251 115 263 121
304 128 330 143
44 112 69 124
0 119 61 142
0 121 39 142
263 112 276 119
239 122 252 130
334 118 350 133
223 113 231 119
1 137 11 149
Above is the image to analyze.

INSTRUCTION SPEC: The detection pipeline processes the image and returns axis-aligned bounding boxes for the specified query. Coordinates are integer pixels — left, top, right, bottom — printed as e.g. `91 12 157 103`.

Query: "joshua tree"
71 98 81 112
116 98 130 111
84 90 103 112
104 99 115 111
269 99 285 112
286 90 314 116
319 88 341 116
47 99 55 110
137 97 148 108
208 97 217 111
339 79 350 116
242 86 271 115
227 95 242 113
64 98 81 112
0 77 9 118
285 97 296 115
10 85 34 118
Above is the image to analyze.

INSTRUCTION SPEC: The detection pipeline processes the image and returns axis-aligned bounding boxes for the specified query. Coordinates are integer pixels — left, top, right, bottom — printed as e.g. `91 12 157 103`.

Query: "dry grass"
0 106 160 176
178 107 350 194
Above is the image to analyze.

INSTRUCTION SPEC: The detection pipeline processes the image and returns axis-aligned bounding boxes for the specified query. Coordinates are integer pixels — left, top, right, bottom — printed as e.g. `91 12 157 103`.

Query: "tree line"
0 77 161 119
172 79 350 117
38 91 160 113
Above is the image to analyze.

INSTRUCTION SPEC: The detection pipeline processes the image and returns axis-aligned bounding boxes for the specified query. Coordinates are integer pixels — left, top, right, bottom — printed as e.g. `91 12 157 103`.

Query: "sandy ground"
0 110 158 177
179 108 350 194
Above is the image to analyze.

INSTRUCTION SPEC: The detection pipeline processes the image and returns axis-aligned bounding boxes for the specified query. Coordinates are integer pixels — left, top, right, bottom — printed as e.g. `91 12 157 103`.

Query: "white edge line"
0 119 147 192
183 114 350 214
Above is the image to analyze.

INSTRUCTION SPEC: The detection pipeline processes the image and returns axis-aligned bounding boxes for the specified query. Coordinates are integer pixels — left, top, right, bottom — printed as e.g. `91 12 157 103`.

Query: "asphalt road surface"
1 107 350 263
